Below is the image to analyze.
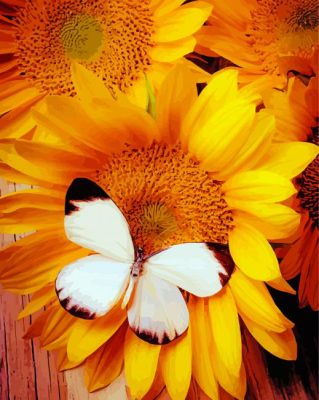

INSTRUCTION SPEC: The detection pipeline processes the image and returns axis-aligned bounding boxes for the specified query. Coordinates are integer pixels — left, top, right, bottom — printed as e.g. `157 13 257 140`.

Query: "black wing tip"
133 327 186 345
65 177 110 215
206 242 235 283
58 295 96 320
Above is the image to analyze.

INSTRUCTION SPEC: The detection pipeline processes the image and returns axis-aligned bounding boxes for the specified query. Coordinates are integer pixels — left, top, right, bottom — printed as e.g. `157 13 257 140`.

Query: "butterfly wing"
56 254 131 319
65 178 135 263
127 272 189 345
145 242 234 297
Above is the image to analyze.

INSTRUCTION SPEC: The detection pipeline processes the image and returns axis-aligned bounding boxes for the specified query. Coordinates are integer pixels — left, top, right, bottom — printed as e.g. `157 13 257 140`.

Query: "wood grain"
0 179 317 400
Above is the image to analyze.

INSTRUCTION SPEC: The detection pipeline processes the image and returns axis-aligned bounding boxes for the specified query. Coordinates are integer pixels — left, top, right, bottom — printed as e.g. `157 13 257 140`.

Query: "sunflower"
196 0 319 87
0 65 317 399
0 0 211 138
264 76 319 310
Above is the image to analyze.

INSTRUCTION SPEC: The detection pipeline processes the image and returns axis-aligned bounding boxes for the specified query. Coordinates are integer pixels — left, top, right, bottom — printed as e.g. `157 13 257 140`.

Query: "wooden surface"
0 179 318 400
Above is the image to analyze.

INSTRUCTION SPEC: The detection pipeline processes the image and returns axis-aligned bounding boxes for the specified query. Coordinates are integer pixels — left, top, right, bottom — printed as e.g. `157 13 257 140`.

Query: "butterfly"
56 178 234 345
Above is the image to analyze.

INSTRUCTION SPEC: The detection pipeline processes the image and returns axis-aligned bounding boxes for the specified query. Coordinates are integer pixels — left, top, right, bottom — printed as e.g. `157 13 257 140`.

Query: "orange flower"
196 0 318 87
264 76 319 309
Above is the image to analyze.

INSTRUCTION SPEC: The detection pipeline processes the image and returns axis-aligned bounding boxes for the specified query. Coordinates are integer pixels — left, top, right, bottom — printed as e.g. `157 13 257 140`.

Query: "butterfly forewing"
65 178 135 263
145 242 234 297
56 254 131 319
127 272 189 345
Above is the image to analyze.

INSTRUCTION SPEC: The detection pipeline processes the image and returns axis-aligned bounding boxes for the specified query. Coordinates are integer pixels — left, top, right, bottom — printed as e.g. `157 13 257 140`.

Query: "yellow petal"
23 306 54 339
211 330 247 400
151 0 185 18
242 316 297 360
160 328 192 400
223 171 296 203
216 111 275 180
181 69 239 146
143 368 165 400
233 209 299 241
124 329 161 399
229 269 294 332
156 63 197 145
208 286 241 377
153 2 212 42
229 222 281 281
0 86 40 114
267 276 296 295
193 103 256 171
84 323 126 392
57 346 83 371
0 139 98 186
0 208 63 234
0 189 63 212
18 284 56 319
71 62 113 103
188 297 219 400
67 304 127 363
0 230 89 294
257 142 319 179
40 304 76 350
150 36 196 62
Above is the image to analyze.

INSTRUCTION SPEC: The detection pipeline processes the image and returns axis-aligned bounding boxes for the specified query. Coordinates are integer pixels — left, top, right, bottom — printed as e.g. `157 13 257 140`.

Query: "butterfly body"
56 178 234 344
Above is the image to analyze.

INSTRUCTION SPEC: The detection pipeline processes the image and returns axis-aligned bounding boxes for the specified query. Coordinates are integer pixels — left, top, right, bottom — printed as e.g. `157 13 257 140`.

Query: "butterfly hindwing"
145 242 234 297
127 272 189 345
65 178 135 263
56 254 131 319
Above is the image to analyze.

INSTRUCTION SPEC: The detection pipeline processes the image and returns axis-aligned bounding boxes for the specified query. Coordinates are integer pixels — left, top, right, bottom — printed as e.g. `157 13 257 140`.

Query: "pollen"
246 0 318 76
14 0 154 96
94 143 234 255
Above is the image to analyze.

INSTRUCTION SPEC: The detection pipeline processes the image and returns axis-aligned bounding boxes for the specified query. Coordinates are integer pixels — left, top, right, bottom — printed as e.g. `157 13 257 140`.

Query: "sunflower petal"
208 286 241 377
156 63 197 144
229 269 294 332
153 2 212 42
160 328 192 400
256 142 319 179
242 316 297 360
84 323 126 392
71 62 113 103
124 329 161 399
67 304 127 363
0 231 89 294
223 170 296 203
18 284 56 319
229 222 281 281
189 297 219 400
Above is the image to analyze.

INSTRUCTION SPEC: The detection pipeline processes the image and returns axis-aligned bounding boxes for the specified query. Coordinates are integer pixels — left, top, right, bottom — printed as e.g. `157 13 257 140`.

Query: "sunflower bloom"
196 0 319 86
264 76 319 309
0 0 211 138
0 65 316 398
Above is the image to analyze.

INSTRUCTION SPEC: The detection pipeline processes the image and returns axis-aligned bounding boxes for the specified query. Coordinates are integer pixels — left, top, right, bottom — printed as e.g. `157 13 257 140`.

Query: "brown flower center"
298 127 319 226
94 143 234 255
247 0 318 76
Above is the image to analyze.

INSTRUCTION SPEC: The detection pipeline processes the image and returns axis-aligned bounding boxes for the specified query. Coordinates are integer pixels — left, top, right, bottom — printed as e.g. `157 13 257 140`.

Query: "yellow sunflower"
263 76 319 310
0 65 317 399
0 0 211 138
196 0 319 87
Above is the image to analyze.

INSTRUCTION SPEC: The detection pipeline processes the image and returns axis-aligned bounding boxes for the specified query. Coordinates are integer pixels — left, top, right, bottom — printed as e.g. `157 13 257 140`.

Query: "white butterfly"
56 178 234 345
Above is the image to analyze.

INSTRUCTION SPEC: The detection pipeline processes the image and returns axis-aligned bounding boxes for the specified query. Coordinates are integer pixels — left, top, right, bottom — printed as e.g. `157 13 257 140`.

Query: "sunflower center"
15 0 154 96
94 143 234 255
247 0 318 76
60 14 104 62
298 127 319 226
